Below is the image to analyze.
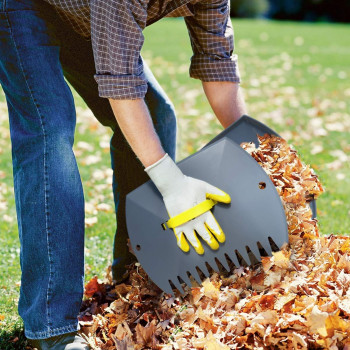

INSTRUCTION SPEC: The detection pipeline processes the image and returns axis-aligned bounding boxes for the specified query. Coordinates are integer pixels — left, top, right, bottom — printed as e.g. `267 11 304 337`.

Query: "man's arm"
184 0 239 84
202 81 247 128
183 0 247 126
91 0 148 100
109 98 165 167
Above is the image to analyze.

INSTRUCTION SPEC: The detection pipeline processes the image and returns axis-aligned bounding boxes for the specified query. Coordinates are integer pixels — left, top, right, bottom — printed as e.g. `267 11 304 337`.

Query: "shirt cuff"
189 54 241 83
94 73 148 100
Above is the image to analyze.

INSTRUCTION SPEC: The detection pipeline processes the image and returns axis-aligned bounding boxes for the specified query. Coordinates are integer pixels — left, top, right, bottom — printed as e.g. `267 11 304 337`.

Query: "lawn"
0 18 349 348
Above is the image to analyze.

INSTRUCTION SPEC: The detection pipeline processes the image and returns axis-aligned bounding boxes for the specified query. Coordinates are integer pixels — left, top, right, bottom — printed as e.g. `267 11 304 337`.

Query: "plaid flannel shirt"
45 0 240 99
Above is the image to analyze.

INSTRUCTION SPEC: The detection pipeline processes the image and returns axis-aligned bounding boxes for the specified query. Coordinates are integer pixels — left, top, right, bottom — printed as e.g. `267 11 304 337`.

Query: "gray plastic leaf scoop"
126 136 289 295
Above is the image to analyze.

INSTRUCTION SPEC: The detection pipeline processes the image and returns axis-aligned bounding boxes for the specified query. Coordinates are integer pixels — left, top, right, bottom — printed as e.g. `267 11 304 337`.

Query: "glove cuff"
145 154 184 196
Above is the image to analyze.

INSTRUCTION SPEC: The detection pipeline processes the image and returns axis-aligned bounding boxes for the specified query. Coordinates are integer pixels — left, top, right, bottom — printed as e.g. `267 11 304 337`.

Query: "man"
0 0 246 349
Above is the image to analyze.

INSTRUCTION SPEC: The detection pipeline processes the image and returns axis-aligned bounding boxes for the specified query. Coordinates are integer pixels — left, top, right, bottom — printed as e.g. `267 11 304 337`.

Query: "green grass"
1 19 350 348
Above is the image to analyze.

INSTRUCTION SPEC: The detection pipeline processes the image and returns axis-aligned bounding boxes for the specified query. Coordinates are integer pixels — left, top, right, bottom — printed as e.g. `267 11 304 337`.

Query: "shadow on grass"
0 321 32 350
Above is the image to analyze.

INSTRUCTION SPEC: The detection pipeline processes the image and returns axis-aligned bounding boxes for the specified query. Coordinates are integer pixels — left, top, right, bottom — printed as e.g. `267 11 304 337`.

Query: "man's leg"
0 0 84 339
58 24 177 281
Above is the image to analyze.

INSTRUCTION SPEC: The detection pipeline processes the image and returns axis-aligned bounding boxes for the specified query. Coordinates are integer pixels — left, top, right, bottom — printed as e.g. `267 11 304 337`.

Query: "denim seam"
7 16 54 332
25 323 79 339
163 101 176 134
160 100 177 159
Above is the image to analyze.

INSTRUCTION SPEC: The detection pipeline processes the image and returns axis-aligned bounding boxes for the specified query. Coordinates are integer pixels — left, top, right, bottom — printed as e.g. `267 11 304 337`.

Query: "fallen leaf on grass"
84 276 105 298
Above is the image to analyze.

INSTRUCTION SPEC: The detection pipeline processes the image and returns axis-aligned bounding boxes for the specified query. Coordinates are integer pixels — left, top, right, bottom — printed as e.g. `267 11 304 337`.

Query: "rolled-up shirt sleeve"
90 0 148 99
184 0 240 83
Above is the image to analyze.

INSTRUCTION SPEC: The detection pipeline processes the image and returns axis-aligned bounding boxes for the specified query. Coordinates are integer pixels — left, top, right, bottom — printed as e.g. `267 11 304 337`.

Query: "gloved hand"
145 154 231 254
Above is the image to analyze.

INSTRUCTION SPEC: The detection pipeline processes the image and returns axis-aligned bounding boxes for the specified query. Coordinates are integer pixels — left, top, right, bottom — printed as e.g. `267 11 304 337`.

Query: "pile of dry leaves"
78 135 350 350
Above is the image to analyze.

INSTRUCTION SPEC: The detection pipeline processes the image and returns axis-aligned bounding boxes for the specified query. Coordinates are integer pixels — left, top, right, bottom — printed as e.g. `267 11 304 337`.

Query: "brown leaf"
135 321 158 348
306 305 328 337
112 336 135 350
202 279 220 300
84 276 104 298
325 314 350 337
203 332 230 350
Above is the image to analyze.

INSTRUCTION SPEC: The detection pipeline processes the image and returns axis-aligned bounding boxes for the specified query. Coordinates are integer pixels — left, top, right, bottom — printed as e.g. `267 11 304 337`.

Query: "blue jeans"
0 0 176 339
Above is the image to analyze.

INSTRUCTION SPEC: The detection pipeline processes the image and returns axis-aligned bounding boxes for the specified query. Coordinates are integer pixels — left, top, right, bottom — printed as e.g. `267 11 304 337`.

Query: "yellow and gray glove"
145 154 231 254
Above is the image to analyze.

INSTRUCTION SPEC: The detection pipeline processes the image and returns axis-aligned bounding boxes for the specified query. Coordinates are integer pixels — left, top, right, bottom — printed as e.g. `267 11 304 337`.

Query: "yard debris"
78 134 350 349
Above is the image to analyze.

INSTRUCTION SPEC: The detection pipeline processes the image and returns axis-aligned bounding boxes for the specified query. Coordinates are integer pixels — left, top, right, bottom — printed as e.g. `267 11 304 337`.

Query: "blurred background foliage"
230 0 350 23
